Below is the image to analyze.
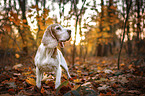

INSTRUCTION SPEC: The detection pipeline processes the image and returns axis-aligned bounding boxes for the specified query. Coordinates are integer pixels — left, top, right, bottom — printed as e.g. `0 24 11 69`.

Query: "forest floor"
0 54 145 96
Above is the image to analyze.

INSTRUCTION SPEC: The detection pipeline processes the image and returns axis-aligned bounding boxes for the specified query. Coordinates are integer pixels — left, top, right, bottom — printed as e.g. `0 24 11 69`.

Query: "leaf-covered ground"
0 55 145 96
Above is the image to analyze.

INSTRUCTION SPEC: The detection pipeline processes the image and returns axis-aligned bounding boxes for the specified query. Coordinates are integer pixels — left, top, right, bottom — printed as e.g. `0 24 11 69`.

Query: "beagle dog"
34 24 71 89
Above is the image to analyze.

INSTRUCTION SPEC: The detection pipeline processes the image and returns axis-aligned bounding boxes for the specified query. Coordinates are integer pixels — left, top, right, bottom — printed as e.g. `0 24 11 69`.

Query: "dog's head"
42 24 71 48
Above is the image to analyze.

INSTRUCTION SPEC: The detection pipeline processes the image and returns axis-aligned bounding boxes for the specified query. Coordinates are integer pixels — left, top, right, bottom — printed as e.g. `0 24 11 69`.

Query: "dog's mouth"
59 36 71 48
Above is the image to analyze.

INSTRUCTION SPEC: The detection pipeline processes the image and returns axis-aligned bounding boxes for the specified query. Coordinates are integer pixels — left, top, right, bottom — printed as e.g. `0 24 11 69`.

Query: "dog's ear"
41 25 58 48
49 27 56 39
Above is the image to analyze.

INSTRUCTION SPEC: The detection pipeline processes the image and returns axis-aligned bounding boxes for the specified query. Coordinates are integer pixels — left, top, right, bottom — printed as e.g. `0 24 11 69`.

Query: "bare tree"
71 0 86 66
118 0 132 70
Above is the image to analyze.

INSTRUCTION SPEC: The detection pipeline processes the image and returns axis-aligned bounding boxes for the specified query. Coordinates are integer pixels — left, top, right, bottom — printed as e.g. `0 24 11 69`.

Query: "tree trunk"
108 0 113 55
126 22 132 56
35 0 41 47
72 0 86 66
42 0 46 26
136 0 141 53
18 0 28 54
18 0 35 54
72 16 78 66
103 44 108 56
117 0 132 70
79 17 82 61
109 43 113 55
97 0 104 57
97 44 102 56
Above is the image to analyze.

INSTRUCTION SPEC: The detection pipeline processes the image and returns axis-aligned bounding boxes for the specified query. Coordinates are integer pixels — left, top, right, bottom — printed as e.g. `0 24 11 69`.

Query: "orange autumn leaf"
25 77 36 86
8 89 15 92
120 63 125 67
72 85 80 90
74 79 81 83
62 74 68 80
41 87 45 94
15 54 20 58
106 92 116 96
100 92 116 96
97 66 102 70
101 61 106 63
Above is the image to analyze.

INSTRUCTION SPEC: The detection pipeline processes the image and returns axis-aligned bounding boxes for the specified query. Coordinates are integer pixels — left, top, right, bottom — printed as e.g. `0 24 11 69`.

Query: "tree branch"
78 0 86 16
117 0 132 70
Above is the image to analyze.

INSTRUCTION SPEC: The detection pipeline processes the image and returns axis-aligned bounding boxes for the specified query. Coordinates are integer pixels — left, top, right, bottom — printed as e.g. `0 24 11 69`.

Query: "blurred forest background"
0 0 145 65
0 0 145 95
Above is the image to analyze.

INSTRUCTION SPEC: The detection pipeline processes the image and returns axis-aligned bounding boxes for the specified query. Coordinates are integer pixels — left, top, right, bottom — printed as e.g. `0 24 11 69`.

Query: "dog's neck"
41 43 57 58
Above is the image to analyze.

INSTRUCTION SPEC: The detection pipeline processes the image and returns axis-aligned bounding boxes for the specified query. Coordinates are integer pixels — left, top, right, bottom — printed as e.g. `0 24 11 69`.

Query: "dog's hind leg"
57 49 71 79
55 66 62 89
60 64 71 79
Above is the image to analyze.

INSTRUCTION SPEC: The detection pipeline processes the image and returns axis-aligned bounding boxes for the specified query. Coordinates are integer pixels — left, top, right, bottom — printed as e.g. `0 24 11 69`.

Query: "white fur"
34 24 71 89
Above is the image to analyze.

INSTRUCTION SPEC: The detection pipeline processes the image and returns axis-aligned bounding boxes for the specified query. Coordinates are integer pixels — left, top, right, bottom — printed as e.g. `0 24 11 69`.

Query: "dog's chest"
39 56 59 72
38 58 59 72
39 60 58 72
35 46 59 72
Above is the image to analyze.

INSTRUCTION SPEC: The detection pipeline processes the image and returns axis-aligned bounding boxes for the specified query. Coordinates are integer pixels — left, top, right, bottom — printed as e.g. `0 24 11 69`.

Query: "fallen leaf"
128 90 140 94
8 82 17 88
63 74 68 79
56 80 69 94
0 93 12 96
3 80 17 88
114 71 122 76
42 74 54 81
72 85 80 90
41 87 45 94
69 78 74 81
8 89 15 92
22 72 31 76
82 82 92 87
74 79 81 83
13 73 21 76
120 77 129 84
101 61 106 63
60 86 71 95
77 70 82 76
96 78 108 82
25 77 36 86
13 64 23 69
98 85 109 91
100 78 108 81
104 69 113 74
15 54 20 58
120 63 125 67
100 92 116 96
97 66 102 70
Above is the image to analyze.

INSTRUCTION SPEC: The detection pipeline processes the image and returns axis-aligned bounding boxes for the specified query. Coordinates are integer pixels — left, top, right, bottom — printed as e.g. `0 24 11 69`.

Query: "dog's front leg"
55 66 62 89
36 67 42 89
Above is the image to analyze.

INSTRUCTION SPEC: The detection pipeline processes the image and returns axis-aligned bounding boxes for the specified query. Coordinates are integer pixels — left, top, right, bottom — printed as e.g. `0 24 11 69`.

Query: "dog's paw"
36 83 41 89
34 86 41 92
55 82 60 89
69 78 73 81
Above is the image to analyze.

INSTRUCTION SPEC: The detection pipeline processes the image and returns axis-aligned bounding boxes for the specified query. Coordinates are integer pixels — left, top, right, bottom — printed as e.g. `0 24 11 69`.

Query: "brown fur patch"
52 48 57 58
38 47 41 53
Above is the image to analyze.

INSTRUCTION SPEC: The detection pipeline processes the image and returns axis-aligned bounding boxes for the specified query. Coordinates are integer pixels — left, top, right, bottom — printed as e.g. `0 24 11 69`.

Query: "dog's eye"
56 27 61 30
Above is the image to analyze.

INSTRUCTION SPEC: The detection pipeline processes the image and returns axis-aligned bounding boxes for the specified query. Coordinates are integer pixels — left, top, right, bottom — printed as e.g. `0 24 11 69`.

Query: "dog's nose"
67 29 71 34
